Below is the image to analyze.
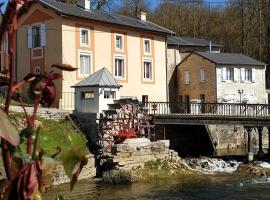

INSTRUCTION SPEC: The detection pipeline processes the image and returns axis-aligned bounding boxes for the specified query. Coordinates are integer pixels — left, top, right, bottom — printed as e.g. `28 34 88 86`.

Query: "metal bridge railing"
145 102 270 117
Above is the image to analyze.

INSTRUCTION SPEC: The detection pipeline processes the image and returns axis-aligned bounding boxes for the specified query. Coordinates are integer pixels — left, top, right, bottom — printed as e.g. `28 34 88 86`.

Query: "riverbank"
102 156 270 184
43 161 270 200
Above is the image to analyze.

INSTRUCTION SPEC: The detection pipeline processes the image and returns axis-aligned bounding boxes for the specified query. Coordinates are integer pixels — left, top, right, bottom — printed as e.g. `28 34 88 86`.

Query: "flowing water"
43 159 270 200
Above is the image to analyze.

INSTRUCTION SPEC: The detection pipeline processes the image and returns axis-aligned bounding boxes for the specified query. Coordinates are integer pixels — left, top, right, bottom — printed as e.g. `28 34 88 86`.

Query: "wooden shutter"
40 23 46 47
27 26 32 48
222 67 226 81
201 69 205 82
240 68 245 82
185 71 190 84
252 68 255 83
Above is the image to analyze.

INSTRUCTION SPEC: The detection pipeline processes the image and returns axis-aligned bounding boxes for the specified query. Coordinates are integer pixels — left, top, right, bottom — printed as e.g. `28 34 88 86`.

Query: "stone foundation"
111 139 179 170
8 106 69 120
53 154 96 185
208 125 269 154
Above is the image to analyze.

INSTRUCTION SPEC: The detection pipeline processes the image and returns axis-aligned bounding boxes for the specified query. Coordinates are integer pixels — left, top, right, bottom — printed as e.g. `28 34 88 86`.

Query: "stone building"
166 36 221 101
177 51 267 104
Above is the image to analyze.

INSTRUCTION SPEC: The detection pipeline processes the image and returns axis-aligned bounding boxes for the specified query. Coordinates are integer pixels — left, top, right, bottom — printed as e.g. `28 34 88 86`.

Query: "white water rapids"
182 157 240 174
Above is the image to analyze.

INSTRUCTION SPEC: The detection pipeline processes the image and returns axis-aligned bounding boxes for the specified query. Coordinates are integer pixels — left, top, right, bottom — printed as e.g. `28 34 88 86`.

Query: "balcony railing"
145 102 270 117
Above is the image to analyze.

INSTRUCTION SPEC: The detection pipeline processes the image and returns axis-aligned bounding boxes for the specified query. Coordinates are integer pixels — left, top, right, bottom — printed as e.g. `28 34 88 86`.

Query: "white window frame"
244 68 252 82
143 38 151 55
226 67 234 81
115 33 124 52
200 68 205 83
114 55 126 79
142 58 154 81
82 91 94 99
80 28 90 47
28 23 46 49
184 71 190 84
78 50 92 78
104 90 116 99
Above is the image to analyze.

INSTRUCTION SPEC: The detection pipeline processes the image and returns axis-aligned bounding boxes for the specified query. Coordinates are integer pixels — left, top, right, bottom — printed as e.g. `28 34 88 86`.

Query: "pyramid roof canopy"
72 67 121 88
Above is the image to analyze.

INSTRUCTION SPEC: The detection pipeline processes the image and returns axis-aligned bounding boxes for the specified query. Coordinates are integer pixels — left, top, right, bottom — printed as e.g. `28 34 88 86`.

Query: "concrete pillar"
246 126 253 162
258 126 264 160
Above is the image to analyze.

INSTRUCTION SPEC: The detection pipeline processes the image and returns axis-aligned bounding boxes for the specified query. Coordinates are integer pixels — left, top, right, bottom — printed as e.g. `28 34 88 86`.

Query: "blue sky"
1 0 228 12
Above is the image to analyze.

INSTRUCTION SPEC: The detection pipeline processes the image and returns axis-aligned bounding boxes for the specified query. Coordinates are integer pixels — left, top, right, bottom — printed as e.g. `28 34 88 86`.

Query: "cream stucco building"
1 0 174 110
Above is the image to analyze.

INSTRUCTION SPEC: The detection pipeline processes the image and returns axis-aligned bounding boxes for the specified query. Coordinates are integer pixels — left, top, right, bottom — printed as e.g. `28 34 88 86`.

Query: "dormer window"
115 34 123 51
80 28 90 46
144 38 151 54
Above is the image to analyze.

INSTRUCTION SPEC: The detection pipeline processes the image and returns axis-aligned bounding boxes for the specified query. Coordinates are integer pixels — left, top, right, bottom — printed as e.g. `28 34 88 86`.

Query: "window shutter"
222 67 226 81
27 26 32 48
40 23 46 47
240 68 245 82
185 71 190 84
234 68 237 82
200 69 205 82
252 68 255 83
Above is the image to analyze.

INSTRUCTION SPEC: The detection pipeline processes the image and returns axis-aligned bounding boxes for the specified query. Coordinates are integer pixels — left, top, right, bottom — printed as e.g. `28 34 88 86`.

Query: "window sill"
80 44 90 48
143 78 154 82
144 52 152 56
115 48 124 53
114 76 126 80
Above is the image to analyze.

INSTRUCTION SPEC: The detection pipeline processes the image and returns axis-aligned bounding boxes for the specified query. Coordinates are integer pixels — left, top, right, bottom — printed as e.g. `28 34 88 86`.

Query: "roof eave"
72 84 122 88
38 0 174 36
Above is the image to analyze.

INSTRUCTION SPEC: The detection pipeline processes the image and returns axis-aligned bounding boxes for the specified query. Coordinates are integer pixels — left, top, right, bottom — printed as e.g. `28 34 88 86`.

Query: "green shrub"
103 170 133 184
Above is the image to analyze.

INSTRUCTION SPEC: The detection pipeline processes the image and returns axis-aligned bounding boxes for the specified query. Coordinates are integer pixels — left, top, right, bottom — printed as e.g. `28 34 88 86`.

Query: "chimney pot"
139 11 147 21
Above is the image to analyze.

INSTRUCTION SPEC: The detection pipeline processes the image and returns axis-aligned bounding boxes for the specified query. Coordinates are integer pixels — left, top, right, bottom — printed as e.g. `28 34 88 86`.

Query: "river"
43 174 270 200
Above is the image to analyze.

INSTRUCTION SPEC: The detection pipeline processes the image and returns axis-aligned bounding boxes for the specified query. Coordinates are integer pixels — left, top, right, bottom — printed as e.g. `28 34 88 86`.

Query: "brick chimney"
77 0 91 10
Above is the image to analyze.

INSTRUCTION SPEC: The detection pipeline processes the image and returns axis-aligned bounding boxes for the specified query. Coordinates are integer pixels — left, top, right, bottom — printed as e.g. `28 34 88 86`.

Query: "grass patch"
0 96 21 106
8 112 88 161
103 170 133 184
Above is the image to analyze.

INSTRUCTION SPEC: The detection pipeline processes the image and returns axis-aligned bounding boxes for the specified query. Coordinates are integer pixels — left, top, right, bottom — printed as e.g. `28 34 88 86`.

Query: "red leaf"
28 76 47 98
23 73 36 82
14 162 40 200
51 64 78 71
41 80 56 107
48 72 62 80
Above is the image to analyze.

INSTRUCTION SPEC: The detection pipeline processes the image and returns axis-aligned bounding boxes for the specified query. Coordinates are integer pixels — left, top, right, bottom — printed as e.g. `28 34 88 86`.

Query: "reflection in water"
43 175 270 200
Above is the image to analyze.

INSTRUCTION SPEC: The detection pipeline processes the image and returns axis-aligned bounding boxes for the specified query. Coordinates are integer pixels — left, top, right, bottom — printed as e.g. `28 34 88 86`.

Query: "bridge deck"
146 102 270 126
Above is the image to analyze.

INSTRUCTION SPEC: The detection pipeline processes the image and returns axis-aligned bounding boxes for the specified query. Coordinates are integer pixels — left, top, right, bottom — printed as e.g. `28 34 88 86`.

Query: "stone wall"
8 106 69 120
111 139 179 170
53 154 96 185
208 125 269 155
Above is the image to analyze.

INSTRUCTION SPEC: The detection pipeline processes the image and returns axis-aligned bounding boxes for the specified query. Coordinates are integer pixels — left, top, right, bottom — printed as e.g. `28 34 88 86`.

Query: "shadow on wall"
157 125 215 157
168 67 178 102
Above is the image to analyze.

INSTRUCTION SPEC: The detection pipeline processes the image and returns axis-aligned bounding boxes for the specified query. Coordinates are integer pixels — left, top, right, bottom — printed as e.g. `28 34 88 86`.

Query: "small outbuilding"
72 67 121 113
